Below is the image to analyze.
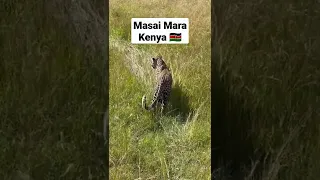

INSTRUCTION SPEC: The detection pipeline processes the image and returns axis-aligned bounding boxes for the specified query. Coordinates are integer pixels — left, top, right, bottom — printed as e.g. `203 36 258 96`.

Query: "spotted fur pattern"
142 56 173 114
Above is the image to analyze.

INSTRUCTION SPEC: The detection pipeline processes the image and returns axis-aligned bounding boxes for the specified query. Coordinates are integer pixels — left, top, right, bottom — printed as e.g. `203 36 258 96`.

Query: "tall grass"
109 0 211 179
0 1 107 179
213 0 320 179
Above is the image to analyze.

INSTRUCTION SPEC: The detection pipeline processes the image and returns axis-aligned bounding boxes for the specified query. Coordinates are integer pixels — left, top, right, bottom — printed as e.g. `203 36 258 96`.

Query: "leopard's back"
156 68 172 103
142 56 173 113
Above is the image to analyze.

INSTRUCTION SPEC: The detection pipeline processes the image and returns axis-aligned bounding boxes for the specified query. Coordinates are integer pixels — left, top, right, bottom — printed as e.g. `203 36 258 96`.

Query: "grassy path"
109 36 211 179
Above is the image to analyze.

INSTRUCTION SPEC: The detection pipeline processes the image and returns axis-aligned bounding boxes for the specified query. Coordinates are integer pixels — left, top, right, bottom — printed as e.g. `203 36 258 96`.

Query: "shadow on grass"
167 83 192 123
148 83 192 130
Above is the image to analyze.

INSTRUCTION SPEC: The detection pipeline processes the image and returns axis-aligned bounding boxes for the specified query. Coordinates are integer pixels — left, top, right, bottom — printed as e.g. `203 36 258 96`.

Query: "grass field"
2 0 320 179
1 1 107 179
213 1 320 179
109 0 211 179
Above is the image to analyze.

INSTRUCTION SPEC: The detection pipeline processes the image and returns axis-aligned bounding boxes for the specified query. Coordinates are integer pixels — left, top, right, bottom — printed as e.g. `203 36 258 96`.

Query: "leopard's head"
151 56 167 70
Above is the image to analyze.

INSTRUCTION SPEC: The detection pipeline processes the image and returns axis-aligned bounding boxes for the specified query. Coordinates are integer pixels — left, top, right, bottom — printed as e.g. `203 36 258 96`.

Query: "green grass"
213 0 320 179
109 0 211 179
0 1 107 179
4 0 319 179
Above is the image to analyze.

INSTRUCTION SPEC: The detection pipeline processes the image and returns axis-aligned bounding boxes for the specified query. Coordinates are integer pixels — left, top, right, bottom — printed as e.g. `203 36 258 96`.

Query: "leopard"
142 56 173 114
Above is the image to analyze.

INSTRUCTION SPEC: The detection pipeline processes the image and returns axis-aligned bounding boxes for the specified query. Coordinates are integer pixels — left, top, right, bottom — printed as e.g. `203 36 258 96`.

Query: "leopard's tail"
142 95 149 110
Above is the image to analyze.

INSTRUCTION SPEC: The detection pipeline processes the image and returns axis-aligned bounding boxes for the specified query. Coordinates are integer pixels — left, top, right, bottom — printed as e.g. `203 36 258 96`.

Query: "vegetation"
213 0 320 179
109 0 211 179
2 0 319 179
1 1 107 179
